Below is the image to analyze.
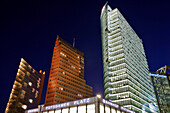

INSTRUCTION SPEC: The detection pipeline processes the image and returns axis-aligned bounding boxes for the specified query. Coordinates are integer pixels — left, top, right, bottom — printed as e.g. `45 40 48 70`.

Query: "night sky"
1 0 170 112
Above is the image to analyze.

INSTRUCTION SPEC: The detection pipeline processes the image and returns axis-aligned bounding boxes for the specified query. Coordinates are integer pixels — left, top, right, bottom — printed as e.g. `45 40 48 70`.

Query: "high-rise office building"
45 36 93 106
150 65 170 113
100 3 158 113
5 58 45 113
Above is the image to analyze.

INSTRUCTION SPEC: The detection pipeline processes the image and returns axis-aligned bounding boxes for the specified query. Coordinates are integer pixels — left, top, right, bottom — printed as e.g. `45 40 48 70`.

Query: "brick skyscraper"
45 36 93 106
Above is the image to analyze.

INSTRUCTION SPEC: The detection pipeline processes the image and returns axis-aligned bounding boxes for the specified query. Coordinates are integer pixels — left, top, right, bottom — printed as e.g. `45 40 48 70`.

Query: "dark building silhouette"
5 58 45 113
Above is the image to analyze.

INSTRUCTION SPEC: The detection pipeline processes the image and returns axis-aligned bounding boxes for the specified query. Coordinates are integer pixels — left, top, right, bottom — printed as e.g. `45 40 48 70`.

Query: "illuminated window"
87 104 95 113
33 69 35 73
60 52 66 57
62 108 68 113
78 94 82 97
37 82 40 88
20 93 25 99
35 90 39 98
71 65 75 69
20 90 26 94
105 105 110 113
32 88 35 92
59 87 63 90
28 82 32 86
29 99 33 103
24 82 27 87
100 104 104 113
78 105 86 113
49 111 54 113
117 110 121 113
21 105 27 109
111 108 116 113
70 107 77 113
55 109 61 113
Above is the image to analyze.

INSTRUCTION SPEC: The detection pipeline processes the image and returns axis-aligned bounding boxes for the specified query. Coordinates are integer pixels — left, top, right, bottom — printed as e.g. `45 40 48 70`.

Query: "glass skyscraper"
100 3 158 113
150 66 170 113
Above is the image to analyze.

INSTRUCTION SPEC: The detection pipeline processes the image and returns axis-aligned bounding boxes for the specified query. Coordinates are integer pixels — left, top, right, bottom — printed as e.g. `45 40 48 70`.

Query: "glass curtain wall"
100 3 158 113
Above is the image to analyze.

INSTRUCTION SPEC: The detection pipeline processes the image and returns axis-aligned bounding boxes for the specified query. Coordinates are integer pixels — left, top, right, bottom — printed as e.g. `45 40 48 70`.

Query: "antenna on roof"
73 37 75 47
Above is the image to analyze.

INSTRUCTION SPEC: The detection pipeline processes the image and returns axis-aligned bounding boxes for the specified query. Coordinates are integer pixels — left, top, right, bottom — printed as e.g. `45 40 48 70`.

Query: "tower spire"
73 37 75 47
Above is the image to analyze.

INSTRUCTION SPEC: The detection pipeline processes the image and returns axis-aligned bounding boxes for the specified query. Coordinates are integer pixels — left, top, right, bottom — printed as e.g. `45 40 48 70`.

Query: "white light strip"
106 85 129 90
108 23 119 29
108 39 122 46
149 73 167 78
111 98 131 102
108 67 126 75
110 12 117 17
129 76 153 95
112 98 147 110
125 64 152 88
109 58 125 65
109 28 120 35
109 53 124 60
125 66 153 95
108 48 123 54
125 60 151 85
127 85 154 103
108 63 126 69
108 18 119 26
108 79 127 85
106 82 154 103
107 72 127 79
123 105 142 112
108 90 150 106
108 91 129 96
108 32 121 39
108 36 121 44
108 45 122 51
127 80 154 101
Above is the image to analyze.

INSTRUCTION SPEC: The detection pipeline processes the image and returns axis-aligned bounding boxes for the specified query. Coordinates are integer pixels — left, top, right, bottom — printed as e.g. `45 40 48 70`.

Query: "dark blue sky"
1 0 170 112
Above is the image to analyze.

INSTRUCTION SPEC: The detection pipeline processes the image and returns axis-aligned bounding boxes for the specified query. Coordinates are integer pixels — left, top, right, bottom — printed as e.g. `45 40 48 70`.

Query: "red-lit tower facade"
45 36 93 106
